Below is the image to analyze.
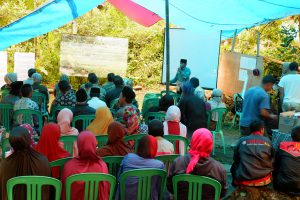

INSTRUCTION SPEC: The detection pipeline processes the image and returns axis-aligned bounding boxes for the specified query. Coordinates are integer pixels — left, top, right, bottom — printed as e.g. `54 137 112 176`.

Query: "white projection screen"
162 29 221 89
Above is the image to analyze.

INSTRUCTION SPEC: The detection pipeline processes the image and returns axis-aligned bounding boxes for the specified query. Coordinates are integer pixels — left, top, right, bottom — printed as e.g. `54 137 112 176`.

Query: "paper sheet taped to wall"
0 51 7 87
14 52 35 81
240 56 256 70
239 69 248 81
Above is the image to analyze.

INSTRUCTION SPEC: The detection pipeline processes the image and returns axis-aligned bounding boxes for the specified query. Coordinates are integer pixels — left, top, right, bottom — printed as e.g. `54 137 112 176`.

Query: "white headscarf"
32 73 42 83
4 73 17 85
212 89 223 103
165 105 181 122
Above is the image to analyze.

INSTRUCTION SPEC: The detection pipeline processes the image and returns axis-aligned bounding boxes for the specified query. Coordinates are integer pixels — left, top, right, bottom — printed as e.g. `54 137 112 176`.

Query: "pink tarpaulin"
108 0 162 27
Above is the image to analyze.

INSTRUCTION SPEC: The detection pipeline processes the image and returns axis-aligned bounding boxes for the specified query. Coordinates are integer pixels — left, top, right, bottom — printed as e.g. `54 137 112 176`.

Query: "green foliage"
1 2 164 88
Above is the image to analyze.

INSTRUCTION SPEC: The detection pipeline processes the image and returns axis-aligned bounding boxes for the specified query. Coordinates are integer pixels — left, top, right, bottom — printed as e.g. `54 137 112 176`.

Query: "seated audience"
208 89 226 130
105 75 124 107
102 73 115 92
35 123 70 179
73 88 96 132
62 131 109 200
57 108 79 136
54 74 70 98
231 121 274 187
1 72 17 90
86 107 113 136
148 94 175 114
279 62 300 112
52 80 76 107
116 135 165 200
167 128 227 200
32 72 50 110
273 126 300 195
87 87 106 110
96 121 133 157
116 86 140 135
1 81 23 105
178 82 207 138
0 126 51 200
20 123 38 148
81 73 106 100
14 84 39 126
24 68 36 85
163 105 187 155
149 119 174 156
190 77 206 101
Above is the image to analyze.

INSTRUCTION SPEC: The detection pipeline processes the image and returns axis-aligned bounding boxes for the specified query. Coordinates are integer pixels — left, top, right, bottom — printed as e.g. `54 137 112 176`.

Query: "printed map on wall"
60 35 129 77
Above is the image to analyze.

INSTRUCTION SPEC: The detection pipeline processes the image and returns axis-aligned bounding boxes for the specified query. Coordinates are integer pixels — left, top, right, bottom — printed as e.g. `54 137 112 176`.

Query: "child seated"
231 121 274 187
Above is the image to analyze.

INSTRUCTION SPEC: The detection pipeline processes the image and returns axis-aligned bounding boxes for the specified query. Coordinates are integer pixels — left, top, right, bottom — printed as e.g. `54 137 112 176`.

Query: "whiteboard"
162 29 221 89
0 51 7 87
14 52 35 81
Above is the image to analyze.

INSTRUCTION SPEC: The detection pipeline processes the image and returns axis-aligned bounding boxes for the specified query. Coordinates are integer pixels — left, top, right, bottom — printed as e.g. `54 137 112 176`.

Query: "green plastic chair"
0 103 13 131
1 138 11 158
49 105 74 122
143 93 161 102
7 176 62 200
120 169 167 200
96 135 108 148
50 157 72 178
13 109 44 134
161 91 180 104
172 174 221 200
144 112 166 125
164 135 189 155
110 98 119 108
71 115 95 130
66 173 116 200
142 98 160 117
208 108 227 155
102 156 124 177
124 134 147 153
0 89 9 100
59 136 77 155
32 92 47 115
155 154 180 174
231 93 243 130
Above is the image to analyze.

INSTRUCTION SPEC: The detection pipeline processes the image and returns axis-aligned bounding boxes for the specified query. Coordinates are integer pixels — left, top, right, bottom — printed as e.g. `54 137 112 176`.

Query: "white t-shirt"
279 74 300 104
87 97 107 110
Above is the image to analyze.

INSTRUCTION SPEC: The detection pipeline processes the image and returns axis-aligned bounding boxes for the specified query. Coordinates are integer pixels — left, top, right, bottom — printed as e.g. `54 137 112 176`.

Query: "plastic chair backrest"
71 115 95 130
120 169 167 200
161 91 180 104
7 176 62 200
32 92 47 113
109 98 119 108
163 135 189 155
102 156 124 177
144 112 166 125
66 173 116 200
142 98 160 117
124 134 147 153
96 135 108 148
13 109 43 133
173 174 221 200
50 105 74 121
209 108 227 132
50 157 72 178
1 138 11 158
0 89 9 99
155 154 180 174
59 136 77 155
234 93 243 114
0 103 13 131
144 93 161 100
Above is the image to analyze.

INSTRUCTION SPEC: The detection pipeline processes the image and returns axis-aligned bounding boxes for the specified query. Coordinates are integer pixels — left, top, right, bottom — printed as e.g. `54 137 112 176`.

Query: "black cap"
180 59 187 64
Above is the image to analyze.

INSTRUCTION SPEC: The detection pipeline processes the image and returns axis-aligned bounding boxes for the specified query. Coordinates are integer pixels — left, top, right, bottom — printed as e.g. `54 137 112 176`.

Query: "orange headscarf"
86 107 113 135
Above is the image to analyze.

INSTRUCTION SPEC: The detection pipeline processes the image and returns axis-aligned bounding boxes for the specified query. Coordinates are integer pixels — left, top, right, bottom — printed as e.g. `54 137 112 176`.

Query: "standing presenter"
170 59 191 94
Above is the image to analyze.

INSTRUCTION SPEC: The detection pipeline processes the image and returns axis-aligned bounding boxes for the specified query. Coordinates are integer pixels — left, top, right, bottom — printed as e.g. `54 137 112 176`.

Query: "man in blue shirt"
170 59 191 93
240 75 277 136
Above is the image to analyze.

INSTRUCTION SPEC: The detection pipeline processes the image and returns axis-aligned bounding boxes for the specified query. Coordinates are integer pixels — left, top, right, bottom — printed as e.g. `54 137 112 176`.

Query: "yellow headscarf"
86 107 113 135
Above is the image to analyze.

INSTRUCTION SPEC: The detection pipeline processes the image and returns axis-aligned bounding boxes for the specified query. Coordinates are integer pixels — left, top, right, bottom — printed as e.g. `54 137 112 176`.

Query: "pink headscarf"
57 108 79 136
186 128 213 174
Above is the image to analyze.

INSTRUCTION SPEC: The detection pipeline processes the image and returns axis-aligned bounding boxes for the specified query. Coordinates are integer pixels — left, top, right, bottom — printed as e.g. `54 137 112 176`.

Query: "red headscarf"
61 131 109 200
35 123 70 178
186 128 213 174
137 135 158 159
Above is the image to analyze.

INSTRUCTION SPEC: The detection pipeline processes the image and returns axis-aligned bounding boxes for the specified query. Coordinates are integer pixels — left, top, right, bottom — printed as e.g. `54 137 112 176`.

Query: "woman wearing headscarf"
1 73 17 90
208 89 226 130
163 106 187 155
54 74 70 98
116 135 165 200
87 107 113 135
178 82 208 138
35 123 70 178
96 121 132 156
61 131 109 200
57 108 79 156
0 126 51 200
167 129 227 200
